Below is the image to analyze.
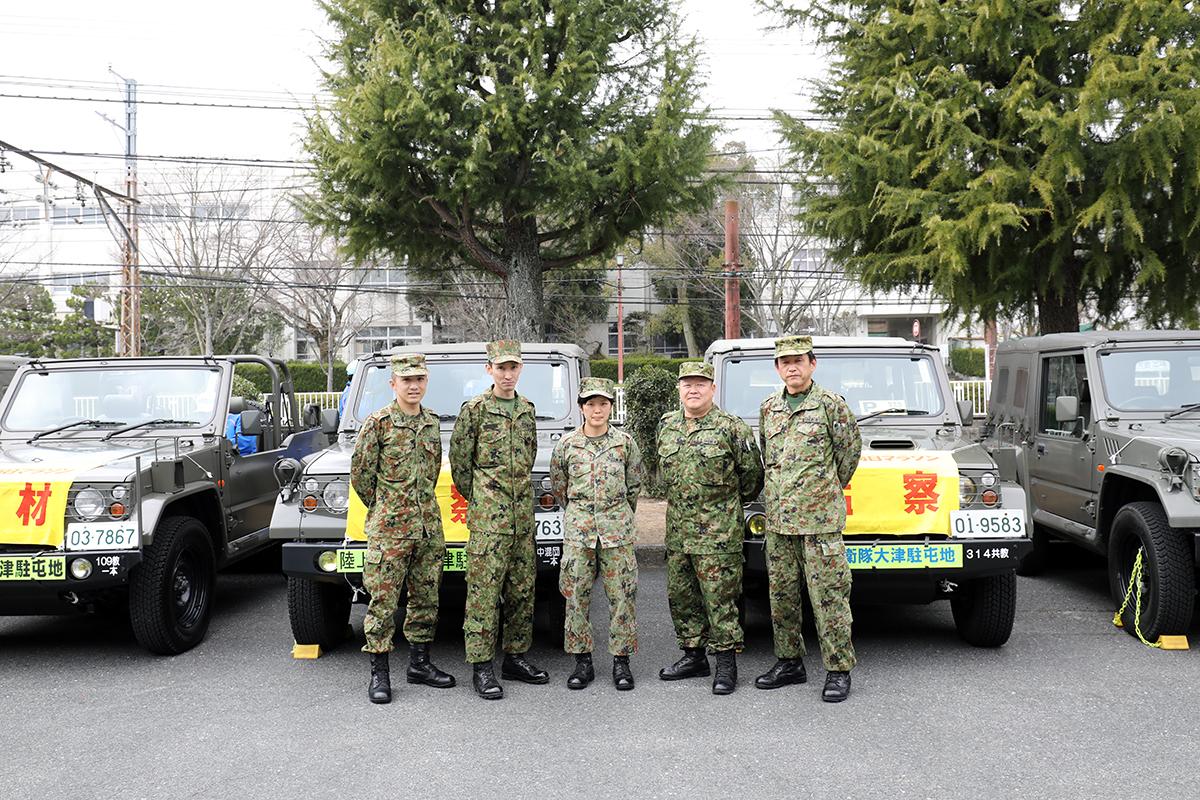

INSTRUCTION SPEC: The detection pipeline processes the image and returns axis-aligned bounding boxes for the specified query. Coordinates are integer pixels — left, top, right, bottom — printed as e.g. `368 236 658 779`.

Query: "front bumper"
0 549 143 611
282 540 565 584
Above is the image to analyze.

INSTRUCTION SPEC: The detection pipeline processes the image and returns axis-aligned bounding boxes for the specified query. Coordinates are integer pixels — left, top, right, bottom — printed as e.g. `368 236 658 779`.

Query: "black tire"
287 577 352 650
1016 524 1052 576
1107 502 1195 640
951 573 1017 647
129 516 216 655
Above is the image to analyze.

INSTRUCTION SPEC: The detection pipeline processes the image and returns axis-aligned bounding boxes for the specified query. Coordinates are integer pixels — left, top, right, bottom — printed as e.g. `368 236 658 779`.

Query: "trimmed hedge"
623 365 679 498
590 355 692 382
949 347 985 378
236 361 349 393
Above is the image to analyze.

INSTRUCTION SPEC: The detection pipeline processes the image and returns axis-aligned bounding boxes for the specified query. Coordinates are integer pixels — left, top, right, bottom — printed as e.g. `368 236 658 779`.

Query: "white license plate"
534 512 564 541
950 509 1026 539
64 522 139 551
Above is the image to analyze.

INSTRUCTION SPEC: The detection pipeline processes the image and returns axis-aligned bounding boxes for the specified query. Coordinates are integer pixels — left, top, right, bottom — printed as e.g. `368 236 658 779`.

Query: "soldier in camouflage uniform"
351 353 456 705
755 335 862 703
550 377 643 691
449 339 548 700
657 362 764 695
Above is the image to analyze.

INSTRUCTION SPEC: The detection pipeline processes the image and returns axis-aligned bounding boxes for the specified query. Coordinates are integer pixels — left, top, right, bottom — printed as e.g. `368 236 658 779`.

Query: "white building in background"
1 163 429 360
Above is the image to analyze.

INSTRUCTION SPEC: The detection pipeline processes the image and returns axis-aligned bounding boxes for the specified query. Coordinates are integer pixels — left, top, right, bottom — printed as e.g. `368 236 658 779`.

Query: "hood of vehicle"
0 440 169 483
855 424 996 470
1098 419 1200 468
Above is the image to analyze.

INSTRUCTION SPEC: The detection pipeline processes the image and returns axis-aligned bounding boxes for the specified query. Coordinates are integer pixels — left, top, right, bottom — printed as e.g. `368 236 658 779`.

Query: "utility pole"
98 70 139 355
723 199 741 340
616 253 625 384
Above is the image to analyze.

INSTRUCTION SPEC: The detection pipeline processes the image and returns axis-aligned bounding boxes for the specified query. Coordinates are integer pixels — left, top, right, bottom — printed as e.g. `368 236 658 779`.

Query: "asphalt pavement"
1 543 1198 800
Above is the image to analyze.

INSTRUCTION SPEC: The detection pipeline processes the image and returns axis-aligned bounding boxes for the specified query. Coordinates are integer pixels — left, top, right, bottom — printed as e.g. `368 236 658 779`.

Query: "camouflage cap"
775 335 814 359
678 361 714 381
390 353 428 377
486 339 523 365
578 376 616 401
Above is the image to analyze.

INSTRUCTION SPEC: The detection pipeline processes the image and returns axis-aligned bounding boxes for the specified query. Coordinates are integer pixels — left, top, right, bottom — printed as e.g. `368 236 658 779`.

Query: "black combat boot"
755 658 808 690
368 652 392 704
822 670 851 703
658 647 710 681
407 642 456 689
567 653 595 690
472 661 504 700
711 650 737 695
612 655 634 691
501 652 550 684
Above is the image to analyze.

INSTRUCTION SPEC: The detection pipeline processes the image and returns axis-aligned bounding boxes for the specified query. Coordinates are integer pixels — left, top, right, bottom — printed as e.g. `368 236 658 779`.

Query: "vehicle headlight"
1190 463 1200 500
73 487 106 520
111 484 131 502
959 476 978 507
979 472 997 488
540 476 553 492
322 480 350 513
746 513 767 537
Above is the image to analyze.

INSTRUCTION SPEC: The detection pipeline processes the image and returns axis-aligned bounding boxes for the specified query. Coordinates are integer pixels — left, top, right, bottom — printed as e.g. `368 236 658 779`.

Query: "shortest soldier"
351 353 456 704
755 336 861 702
550 377 643 690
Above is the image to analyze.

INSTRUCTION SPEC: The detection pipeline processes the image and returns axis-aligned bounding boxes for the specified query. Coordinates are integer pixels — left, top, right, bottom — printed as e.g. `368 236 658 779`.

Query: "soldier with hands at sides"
657 362 763 695
549 377 643 691
755 336 862 702
351 354 456 705
450 340 549 700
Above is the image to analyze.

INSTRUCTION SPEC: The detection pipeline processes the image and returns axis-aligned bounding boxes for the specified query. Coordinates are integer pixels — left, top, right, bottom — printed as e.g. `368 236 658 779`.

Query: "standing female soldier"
549 377 643 690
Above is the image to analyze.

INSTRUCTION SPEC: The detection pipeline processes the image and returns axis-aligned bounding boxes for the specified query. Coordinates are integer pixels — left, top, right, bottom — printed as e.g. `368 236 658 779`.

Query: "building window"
354 325 422 355
361 267 406 286
607 322 642 355
295 337 317 361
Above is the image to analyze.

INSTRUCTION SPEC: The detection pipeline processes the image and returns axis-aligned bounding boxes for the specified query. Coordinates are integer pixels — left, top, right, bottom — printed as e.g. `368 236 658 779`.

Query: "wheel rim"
1116 539 1155 624
171 547 211 630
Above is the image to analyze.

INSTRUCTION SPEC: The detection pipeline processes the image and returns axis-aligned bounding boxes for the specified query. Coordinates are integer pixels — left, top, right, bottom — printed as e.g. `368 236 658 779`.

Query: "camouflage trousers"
765 530 856 671
463 531 535 663
559 542 638 656
361 532 444 654
665 550 743 652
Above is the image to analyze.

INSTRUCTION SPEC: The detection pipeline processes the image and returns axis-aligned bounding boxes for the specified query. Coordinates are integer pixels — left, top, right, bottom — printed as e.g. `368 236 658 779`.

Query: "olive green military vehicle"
0 356 325 654
983 330 1200 642
707 336 1031 646
271 342 587 650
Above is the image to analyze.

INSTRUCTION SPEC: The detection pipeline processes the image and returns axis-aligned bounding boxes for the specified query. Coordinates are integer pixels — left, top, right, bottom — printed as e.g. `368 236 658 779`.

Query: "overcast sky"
0 1 826 201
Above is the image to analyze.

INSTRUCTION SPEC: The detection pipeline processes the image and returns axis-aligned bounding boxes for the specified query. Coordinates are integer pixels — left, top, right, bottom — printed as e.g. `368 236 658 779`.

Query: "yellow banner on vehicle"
0 462 88 548
346 461 470 543
843 452 960 536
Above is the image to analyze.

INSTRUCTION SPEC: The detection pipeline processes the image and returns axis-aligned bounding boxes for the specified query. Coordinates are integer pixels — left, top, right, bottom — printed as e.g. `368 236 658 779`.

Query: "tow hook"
63 591 80 605
939 580 958 594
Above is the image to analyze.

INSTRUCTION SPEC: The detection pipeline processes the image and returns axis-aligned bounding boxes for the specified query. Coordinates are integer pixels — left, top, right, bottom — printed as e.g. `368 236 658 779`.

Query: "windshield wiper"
102 418 198 441
28 419 120 443
535 415 559 421
437 414 458 421
1163 402 1200 421
856 408 909 423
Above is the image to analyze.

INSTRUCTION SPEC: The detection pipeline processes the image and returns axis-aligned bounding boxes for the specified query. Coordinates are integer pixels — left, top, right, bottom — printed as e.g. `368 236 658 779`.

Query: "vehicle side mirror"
240 409 264 436
957 399 975 426
302 402 321 429
320 407 339 435
1055 396 1079 423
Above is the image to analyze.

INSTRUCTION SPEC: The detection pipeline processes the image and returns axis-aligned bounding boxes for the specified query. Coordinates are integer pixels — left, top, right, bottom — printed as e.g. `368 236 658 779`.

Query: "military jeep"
271 342 587 650
0 356 325 654
982 330 1200 642
707 337 1031 647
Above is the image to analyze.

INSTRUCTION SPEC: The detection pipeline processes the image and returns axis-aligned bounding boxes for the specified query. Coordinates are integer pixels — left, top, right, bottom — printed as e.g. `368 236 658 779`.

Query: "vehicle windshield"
1098 348 1200 411
353 360 572 422
720 354 946 419
4 367 224 431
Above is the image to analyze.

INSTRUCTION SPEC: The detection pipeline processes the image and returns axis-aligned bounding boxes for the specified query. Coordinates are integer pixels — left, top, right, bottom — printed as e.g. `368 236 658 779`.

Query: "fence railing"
295 391 342 411
950 379 991 415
